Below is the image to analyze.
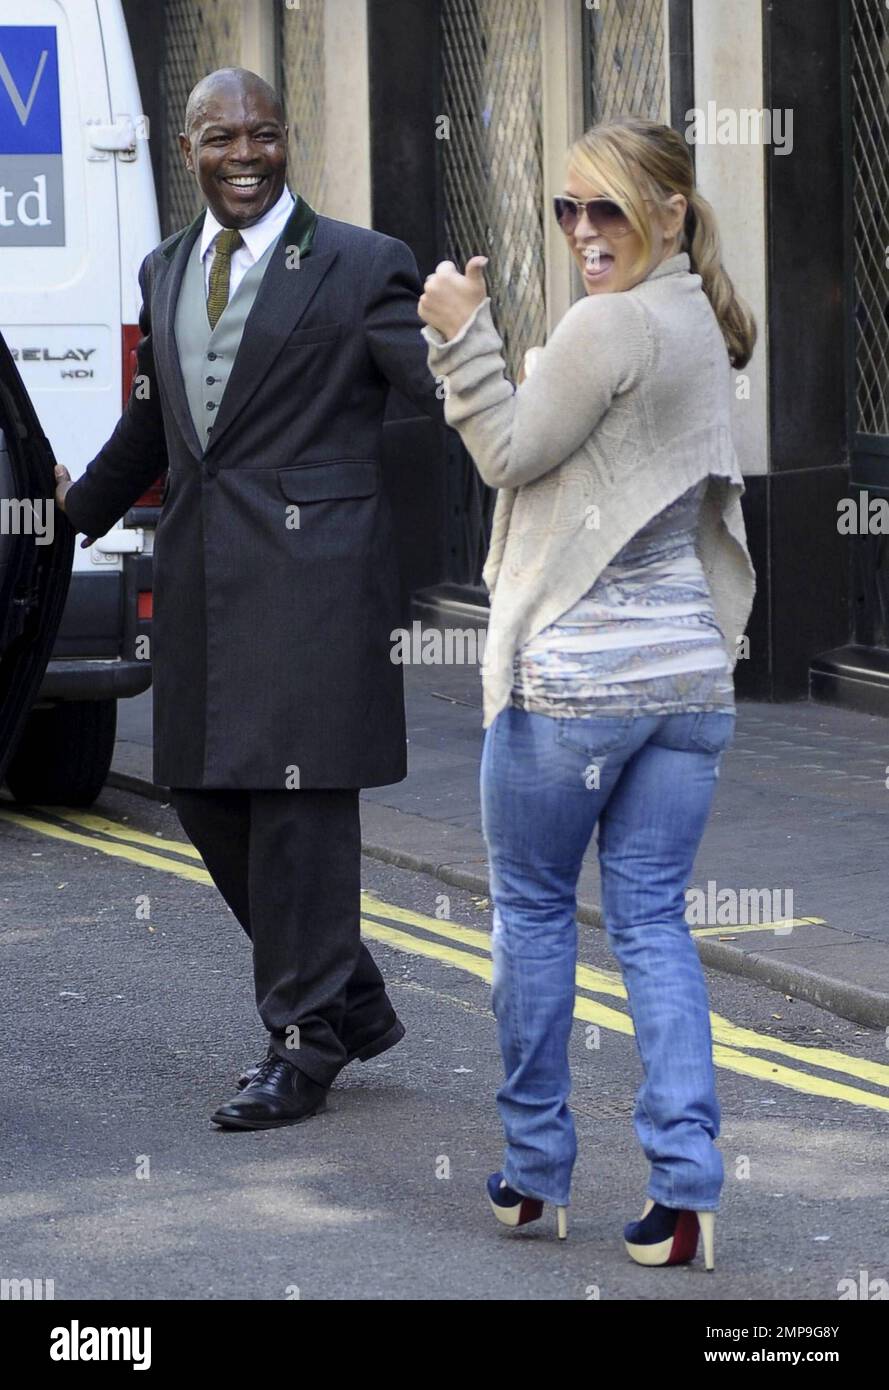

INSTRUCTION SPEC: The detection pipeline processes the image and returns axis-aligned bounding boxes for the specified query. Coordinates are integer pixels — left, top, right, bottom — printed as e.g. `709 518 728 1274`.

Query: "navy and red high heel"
487 1172 568 1240
624 1198 715 1269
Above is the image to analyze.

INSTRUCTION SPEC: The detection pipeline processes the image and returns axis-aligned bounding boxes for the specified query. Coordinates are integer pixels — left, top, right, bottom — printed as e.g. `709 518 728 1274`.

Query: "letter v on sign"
0 47 48 126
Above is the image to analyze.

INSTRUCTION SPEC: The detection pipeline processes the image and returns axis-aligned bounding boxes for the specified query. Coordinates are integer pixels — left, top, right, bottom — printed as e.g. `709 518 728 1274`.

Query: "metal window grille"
849 0 889 439
278 0 327 209
585 0 667 124
161 0 243 235
440 0 546 384
439 0 546 583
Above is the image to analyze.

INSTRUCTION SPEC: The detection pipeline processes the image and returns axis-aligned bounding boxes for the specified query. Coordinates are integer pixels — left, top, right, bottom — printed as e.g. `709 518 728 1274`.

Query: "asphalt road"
1 785 888 1302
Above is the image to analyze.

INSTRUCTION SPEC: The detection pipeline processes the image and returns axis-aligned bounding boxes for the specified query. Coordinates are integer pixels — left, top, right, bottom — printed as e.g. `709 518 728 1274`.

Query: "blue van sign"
0 26 64 245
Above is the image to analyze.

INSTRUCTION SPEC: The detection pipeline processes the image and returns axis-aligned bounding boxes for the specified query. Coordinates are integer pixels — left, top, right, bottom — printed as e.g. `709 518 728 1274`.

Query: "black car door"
0 328 73 786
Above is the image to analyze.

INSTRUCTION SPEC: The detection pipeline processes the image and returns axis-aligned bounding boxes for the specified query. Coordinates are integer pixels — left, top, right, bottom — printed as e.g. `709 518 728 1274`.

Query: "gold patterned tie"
206 228 244 329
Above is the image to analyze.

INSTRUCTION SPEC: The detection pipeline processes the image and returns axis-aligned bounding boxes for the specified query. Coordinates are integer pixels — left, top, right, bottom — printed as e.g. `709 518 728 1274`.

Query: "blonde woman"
419 117 756 1268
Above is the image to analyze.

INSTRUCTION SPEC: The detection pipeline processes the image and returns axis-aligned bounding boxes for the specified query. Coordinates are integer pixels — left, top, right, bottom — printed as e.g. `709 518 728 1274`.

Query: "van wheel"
5 700 117 807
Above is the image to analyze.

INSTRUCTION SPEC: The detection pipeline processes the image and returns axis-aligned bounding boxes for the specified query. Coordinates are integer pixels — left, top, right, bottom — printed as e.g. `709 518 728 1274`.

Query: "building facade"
123 0 882 709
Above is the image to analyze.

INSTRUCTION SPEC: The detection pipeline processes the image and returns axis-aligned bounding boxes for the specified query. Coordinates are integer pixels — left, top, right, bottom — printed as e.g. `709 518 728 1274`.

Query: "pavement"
112 662 889 1030
4 789 887 1301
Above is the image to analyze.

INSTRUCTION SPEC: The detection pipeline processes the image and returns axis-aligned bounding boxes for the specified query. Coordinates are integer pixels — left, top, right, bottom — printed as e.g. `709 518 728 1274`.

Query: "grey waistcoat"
175 233 279 450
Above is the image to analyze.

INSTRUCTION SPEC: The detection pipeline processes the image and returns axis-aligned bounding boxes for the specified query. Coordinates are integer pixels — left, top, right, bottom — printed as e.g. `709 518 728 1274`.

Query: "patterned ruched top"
511 480 735 718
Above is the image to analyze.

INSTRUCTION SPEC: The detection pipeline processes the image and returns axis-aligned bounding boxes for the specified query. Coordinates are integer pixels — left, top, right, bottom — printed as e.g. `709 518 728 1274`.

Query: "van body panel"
0 0 160 577
97 0 161 331
0 0 159 798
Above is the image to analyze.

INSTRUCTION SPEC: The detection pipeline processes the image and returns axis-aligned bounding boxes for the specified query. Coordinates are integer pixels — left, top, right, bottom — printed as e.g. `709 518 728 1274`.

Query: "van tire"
5 699 117 807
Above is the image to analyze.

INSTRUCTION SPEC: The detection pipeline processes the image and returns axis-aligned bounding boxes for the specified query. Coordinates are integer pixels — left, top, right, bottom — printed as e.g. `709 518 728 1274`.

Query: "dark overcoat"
64 204 444 788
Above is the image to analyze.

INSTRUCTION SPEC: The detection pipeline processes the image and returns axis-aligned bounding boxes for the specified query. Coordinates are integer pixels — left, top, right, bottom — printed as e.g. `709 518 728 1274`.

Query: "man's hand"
418 256 488 342
54 464 95 548
53 462 72 512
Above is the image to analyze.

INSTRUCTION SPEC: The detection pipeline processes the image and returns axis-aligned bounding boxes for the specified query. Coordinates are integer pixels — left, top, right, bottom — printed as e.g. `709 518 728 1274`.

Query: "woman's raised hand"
419 256 489 342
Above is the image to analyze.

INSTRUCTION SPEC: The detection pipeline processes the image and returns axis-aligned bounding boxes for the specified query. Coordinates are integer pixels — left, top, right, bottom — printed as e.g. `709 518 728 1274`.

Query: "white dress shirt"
200 185 295 298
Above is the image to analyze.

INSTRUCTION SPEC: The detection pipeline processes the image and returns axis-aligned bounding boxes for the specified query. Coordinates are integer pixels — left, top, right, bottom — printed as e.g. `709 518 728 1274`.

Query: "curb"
108 770 171 803
108 768 889 1032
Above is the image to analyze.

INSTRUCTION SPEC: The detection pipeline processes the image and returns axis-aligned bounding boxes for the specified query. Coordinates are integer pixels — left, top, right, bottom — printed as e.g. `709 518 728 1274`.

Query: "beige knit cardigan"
422 251 757 729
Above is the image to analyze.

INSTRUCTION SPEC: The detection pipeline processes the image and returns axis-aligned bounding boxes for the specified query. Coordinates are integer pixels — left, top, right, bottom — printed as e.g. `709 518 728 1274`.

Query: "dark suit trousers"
168 787 392 1086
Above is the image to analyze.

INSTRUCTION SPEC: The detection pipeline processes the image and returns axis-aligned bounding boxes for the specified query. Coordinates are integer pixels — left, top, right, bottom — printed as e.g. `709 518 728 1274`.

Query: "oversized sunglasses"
553 195 633 237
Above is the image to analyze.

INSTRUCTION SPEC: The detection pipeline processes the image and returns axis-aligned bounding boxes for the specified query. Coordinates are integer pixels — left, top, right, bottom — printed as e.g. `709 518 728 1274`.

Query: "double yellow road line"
3 800 889 1114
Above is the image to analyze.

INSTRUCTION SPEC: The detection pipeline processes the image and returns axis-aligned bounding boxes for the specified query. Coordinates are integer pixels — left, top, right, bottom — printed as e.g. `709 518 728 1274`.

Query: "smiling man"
183 69 288 226
54 68 444 1130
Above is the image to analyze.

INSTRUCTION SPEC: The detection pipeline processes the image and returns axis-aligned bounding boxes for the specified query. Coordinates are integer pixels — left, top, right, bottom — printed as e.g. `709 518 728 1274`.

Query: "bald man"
56 68 444 1129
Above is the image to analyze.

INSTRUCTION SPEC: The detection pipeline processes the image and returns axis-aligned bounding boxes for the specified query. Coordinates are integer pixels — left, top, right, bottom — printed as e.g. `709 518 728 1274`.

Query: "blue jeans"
479 704 736 1210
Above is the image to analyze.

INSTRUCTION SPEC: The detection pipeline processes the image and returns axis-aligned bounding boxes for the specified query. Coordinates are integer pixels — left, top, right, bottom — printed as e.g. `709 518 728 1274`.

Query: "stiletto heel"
623 1197 716 1269
487 1173 569 1239
698 1210 715 1270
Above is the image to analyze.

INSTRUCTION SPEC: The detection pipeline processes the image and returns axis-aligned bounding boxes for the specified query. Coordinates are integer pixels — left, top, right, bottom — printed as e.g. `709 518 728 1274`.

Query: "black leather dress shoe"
212 1054 328 1130
236 1015 405 1092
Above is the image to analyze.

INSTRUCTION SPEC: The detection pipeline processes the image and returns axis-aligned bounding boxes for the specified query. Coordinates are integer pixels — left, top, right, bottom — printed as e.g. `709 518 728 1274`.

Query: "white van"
0 0 161 803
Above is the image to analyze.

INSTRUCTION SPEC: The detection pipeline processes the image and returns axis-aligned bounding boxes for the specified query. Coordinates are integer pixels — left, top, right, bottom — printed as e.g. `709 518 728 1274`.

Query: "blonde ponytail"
684 188 756 368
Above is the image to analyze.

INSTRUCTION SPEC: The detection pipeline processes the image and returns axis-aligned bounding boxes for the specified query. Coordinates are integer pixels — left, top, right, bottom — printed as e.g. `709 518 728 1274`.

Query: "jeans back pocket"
687 711 737 754
554 714 634 758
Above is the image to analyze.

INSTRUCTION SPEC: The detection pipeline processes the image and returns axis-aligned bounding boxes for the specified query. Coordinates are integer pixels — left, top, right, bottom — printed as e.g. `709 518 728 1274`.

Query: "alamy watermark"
1 1275 54 1299
837 491 889 535
390 622 486 666
685 102 793 156
0 497 54 545
685 881 794 929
